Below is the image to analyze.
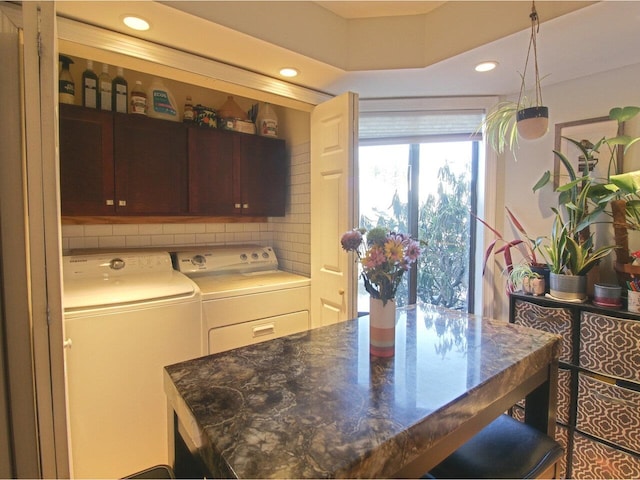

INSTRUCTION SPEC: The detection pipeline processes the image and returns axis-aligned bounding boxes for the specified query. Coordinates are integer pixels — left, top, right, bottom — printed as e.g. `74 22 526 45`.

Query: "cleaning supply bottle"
183 96 194 123
130 80 147 115
59 55 75 104
81 60 98 108
256 102 278 137
99 64 112 111
111 67 128 113
147 78 179 122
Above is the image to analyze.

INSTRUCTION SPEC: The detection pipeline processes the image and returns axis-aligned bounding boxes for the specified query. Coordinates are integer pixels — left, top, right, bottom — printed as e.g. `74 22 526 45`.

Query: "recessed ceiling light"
122 15 150 31
475 61 498 72
279 68 299 78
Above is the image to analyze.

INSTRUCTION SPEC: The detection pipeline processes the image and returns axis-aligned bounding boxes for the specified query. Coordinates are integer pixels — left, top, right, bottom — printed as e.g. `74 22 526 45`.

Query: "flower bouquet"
340 227 421 305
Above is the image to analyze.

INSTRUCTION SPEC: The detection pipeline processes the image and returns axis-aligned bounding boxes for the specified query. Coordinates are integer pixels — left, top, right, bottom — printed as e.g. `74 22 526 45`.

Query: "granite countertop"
164 304 560 478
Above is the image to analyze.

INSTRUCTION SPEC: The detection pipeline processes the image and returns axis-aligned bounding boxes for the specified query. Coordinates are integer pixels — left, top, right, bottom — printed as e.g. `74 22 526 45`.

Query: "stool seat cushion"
427 414 563 479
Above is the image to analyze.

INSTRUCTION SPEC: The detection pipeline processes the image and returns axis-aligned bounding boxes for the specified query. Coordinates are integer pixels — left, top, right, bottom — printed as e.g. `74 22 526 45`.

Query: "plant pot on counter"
549 272 587 302
593 283 622 308
531 265 550 294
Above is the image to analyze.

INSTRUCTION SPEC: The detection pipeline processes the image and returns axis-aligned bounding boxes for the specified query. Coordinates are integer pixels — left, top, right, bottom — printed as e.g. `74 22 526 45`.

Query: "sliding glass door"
358 140 478 313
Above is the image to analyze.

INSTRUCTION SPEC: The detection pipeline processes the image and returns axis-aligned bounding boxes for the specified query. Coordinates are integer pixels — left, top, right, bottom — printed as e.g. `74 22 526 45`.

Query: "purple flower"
341 230 363 252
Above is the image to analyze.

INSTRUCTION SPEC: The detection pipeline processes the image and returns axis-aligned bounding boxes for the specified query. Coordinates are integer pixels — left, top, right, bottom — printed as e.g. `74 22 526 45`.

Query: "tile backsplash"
62 142 311 277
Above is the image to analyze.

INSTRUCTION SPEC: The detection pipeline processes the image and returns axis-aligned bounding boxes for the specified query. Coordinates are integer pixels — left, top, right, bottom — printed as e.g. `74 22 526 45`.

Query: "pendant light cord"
517 1 542 109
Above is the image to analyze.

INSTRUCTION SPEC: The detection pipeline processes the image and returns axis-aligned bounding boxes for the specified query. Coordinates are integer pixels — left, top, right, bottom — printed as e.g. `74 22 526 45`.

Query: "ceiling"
55 1 640 100
315 1 446 19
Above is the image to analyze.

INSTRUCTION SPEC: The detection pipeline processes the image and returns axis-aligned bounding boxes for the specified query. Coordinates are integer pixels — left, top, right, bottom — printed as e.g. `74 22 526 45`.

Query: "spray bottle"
59 55 75 105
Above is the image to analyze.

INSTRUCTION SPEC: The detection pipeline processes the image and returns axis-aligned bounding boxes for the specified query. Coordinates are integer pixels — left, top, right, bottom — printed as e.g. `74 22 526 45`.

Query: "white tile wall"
61 141 312 277
272 142 311 276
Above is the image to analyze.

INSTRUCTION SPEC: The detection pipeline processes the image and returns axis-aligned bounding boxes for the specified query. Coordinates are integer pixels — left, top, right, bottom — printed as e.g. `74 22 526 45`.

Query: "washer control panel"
63 252 173 280
174 245 278 275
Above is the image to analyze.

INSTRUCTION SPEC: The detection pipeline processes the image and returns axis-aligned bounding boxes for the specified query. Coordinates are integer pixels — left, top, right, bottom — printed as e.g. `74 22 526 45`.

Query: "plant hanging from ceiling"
480 0 549 156
515 0 549 140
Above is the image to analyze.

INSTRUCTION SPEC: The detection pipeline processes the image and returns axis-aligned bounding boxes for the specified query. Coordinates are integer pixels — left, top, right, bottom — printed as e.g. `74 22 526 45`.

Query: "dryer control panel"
174 245 278 275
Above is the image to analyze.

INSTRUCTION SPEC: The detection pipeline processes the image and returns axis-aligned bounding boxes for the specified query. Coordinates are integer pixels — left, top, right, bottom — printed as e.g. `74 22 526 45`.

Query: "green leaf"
609 106 640 123
610 171 640 194
532 171 551 192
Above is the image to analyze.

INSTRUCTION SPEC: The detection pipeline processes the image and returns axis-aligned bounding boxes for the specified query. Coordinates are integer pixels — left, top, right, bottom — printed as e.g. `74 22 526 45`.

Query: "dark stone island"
164 304 560 478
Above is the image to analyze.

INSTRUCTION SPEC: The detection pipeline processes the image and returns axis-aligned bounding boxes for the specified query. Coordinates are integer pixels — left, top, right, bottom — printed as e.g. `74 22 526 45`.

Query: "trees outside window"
358 142 476 313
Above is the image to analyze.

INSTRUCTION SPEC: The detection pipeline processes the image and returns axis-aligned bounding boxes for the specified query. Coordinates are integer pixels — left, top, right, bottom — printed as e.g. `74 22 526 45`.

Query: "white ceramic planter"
517 106 549 140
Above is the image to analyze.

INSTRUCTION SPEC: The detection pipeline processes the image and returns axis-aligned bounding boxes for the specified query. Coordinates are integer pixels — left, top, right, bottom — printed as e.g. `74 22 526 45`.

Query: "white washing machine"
62 251 202 479
174 245 310 354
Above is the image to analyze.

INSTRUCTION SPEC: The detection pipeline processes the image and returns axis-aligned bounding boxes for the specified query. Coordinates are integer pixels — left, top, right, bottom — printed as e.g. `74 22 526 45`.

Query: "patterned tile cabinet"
509 293 640 479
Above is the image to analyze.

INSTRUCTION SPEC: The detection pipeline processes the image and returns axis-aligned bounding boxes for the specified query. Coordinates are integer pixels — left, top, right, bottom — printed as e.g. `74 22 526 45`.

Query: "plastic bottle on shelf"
81 60 98 108
256 102 278 137
130 80 147 115
183 95 194 123
111 67 128 113
99 64 112 111
146 78 179 122
58 55 75 104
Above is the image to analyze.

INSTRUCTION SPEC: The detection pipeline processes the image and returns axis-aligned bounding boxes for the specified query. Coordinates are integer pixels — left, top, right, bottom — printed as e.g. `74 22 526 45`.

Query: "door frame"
0 2 68 477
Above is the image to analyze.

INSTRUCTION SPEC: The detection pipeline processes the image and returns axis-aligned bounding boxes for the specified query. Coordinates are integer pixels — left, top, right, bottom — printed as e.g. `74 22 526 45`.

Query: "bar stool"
124 464 175 479
424 414 564 479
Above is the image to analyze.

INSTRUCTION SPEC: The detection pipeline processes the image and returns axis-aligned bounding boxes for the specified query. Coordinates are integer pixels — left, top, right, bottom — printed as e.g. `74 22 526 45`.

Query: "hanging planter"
517 106 549 140
515 1 548 141
479 1 549 155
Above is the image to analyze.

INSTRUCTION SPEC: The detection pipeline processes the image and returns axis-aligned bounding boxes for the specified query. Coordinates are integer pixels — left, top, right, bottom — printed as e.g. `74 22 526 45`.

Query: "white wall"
494 62 640 319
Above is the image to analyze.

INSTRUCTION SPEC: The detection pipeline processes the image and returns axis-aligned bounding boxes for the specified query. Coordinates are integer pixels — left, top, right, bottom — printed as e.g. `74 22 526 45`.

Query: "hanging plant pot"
516 106 549 140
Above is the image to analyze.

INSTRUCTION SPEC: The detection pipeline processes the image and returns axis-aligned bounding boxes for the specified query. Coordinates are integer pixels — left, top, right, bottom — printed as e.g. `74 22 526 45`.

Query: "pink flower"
405 240 421 262
363 245 386 269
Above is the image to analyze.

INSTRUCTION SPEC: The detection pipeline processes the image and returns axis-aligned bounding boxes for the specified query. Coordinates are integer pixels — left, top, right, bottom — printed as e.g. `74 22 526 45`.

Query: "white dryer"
174 245 310 354
62 251 202 479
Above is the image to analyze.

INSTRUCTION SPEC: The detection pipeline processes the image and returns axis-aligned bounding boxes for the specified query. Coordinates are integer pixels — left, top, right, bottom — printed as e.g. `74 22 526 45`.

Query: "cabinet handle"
243 203 249 209
253 324 275 337
234 203 241 209
106 199 114 206
118 200 127 207
593 391 639 408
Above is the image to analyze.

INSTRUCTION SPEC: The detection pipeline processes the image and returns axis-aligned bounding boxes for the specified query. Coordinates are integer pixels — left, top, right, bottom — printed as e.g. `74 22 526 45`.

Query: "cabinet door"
237 134 286 217
114 114 188 215
59 104 115 215
187 127 235 215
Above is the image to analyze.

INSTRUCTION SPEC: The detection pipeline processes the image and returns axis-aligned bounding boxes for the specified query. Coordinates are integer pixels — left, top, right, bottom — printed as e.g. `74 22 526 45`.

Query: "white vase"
369 297 396 357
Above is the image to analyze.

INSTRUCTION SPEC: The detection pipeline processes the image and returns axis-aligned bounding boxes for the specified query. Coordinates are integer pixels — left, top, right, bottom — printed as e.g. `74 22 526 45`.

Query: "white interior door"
310 92 359 328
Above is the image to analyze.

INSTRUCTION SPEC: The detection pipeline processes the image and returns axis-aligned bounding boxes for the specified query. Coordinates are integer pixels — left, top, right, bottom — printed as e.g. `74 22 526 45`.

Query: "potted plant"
508 263 545 296
479 2 549 154
535 106 640 293
543 209 615 301
475 207 549 293
480 96 548 156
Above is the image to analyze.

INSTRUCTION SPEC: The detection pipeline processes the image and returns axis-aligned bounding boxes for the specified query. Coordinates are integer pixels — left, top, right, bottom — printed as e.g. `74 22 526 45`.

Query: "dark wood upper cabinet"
188 127 286 217
188 127 235 216
59 104 115 215
237 133 286 217
59 105 286 219
113 114 188 215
